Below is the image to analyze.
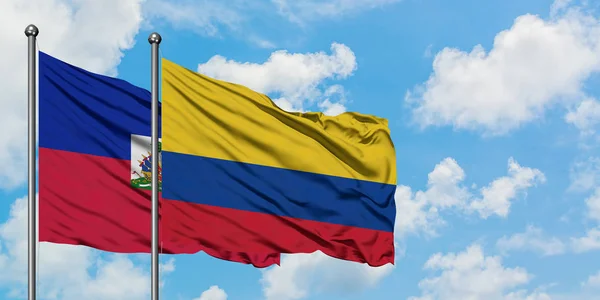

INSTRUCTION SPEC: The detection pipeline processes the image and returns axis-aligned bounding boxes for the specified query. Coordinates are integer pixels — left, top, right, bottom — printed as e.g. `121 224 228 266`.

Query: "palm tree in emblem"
136 142 162 183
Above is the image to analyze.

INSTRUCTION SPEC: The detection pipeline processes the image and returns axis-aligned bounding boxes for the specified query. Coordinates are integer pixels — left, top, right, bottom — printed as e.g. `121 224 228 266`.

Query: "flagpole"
148 32 162 300
25 24 39 300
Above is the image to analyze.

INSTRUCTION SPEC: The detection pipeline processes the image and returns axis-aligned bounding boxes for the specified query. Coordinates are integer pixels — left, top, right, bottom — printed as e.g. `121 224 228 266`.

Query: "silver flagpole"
148 32 162 300
25 24 39 300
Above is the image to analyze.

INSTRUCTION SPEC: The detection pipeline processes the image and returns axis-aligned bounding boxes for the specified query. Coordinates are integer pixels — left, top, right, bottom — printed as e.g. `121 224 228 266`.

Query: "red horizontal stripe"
162 199 394 267
39 147 278 267
40 148 394 267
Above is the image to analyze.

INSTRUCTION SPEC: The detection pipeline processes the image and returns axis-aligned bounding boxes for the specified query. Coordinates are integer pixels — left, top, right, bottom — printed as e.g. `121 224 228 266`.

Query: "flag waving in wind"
38 52 279 267
161 58 397 267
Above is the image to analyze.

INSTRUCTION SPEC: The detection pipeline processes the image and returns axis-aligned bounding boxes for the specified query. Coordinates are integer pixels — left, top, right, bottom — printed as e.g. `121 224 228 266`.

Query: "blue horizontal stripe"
39 51 161 160
162 151 396 232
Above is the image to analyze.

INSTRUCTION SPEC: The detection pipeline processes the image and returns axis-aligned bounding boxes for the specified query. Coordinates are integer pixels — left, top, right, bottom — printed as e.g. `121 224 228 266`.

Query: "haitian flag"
38 52 278 267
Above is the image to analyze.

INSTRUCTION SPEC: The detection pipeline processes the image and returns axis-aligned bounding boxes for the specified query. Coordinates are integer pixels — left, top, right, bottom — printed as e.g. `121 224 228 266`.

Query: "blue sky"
1 0 600 299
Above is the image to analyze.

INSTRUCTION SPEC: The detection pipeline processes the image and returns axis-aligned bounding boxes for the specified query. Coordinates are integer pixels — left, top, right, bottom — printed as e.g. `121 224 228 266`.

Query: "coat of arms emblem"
130 134 162 191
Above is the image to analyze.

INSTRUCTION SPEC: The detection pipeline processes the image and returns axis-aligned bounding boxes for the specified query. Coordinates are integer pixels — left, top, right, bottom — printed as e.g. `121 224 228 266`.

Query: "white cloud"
0 196 174 299
585 188 600 222
260 251 394 300
144 0 244 37
271 0 401 24
0 0 145 189
550 0 573 17
409 244 549 300
407 4 600 135
317 85 348 116
394 185 445 238
565 98 600 136
160 257 176 273
582 270 600 288
143 0 280 48
569 156 600 192
193 285 228 300
570 186 600 253
571 228 600 253
496 225 566 256
259 156 544 300
504 290 553 300
143 0 401 47
468 158 546 219
394 158 469 237
318 99 347 116
197 43 356 114
543 269 600 299
396 157 545 237
424 44 434 58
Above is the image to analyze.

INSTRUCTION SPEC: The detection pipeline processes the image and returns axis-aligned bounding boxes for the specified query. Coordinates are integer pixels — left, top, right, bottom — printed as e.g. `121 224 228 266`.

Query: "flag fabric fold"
38 52 279 268
161 58 397 267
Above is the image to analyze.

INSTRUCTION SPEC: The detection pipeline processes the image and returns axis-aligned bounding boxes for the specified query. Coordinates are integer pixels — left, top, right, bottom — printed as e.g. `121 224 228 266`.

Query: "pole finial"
148 32 162 45
24 24 39 37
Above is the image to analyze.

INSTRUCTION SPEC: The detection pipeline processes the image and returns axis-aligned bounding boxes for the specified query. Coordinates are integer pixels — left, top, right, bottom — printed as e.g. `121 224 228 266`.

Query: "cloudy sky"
1 0 600 299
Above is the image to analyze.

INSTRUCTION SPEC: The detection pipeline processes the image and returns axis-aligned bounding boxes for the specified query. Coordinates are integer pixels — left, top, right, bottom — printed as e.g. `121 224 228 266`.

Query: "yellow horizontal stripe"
161 58 396 185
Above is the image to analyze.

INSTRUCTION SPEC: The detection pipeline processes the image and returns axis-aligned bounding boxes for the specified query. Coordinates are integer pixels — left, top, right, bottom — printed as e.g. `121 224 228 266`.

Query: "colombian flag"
161 59 397 266
38 52 278 267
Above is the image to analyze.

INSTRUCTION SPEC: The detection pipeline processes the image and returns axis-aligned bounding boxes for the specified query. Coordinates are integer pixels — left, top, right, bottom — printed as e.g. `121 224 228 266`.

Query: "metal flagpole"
25 24 39 300
148 32 162 300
